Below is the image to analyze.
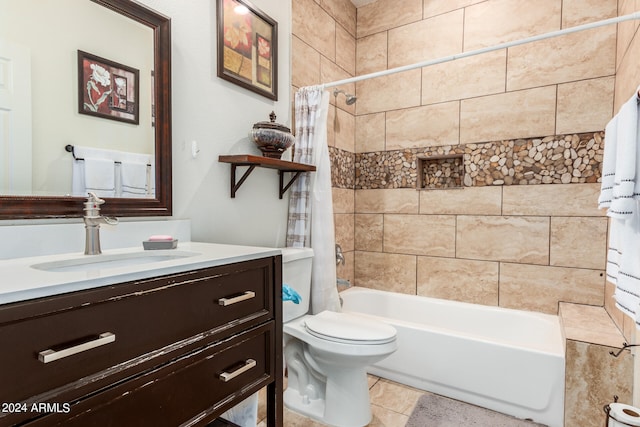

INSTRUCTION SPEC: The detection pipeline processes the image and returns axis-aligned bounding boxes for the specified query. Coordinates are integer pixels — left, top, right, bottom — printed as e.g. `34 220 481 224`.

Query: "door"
0 38 32 194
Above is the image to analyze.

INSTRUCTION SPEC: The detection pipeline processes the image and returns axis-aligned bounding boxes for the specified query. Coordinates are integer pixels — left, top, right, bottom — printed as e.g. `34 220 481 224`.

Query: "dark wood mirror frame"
0 0 172 220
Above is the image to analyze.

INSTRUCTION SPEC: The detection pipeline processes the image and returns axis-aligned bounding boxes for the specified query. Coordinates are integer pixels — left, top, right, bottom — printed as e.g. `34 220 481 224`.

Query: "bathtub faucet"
337 278 351 288
335 244 345 266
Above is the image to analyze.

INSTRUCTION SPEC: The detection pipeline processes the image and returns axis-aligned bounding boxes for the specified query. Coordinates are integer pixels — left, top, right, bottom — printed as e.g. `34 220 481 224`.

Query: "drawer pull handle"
219 359 257 382
38 332 116 364
218 291 255 306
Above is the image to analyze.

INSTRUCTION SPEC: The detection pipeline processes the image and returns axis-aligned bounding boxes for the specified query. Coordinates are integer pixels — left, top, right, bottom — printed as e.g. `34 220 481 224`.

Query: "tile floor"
257 375 424 427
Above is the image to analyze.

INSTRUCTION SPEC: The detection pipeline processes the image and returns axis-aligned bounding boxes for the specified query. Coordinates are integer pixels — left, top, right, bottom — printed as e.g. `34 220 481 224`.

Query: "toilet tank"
280 247 313 323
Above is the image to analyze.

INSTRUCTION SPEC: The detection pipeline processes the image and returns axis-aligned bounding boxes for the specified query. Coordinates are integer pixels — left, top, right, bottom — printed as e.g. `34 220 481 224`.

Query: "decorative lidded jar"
251 111 295 159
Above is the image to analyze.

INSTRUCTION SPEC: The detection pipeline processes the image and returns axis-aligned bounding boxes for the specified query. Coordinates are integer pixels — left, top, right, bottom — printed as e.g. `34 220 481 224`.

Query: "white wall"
139 0 292 248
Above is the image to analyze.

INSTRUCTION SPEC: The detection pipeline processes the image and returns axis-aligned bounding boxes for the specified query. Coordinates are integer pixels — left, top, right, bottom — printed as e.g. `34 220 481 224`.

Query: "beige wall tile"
502 183 604 216
564 340 633 427
550 217 607 269
335 24 356 76
623 316 635 345
614 30 640 113
463 0 561 51
616 0 640 81
355 251 416 294
335 212 354 251
388 10 463 69
419 186 502 215
320 0 356 36
357 0 422 38
605 281 626 337
355 189 419 213
385 102 460 150
423 0 484 18
384 214 456 257
556 77 614 134
355 214 383 251
417 256 499 305
456 216 550 264
460 86 556 144
292 0 336 60
507 26 616 91
355 69 422 115
322 58 355 114
334 107 355 152
559 303 625 347
356 113 386 153
332 187 354 213
421 50 506 105
292 36 320 88
356 32 387 75
562 0 616 28
499 263 604 313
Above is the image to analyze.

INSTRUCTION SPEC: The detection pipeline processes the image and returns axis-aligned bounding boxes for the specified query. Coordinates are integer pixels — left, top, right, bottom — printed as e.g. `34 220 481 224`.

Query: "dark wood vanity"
0 256 283 427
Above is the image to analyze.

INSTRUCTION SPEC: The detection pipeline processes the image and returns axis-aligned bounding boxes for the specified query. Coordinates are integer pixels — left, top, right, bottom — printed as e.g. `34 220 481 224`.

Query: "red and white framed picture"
78 50 140 124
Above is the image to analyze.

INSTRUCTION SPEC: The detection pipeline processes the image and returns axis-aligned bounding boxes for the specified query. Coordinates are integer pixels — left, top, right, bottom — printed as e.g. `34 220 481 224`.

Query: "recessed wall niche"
416 154 464 190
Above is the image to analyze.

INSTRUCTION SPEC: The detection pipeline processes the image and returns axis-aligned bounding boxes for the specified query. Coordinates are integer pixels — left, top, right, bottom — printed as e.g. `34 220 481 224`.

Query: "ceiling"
350 0 378 7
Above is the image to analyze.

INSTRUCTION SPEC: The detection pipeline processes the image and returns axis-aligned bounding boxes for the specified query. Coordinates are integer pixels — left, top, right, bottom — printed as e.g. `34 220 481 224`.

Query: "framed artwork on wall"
216 0 278 100
78 50 140 124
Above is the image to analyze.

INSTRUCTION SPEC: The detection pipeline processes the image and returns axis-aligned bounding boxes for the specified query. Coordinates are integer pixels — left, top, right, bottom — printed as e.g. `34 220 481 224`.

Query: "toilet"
281 247 397 427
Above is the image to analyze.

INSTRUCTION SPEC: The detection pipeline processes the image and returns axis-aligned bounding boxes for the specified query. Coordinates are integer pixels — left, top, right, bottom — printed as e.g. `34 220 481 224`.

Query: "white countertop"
0 242 281 305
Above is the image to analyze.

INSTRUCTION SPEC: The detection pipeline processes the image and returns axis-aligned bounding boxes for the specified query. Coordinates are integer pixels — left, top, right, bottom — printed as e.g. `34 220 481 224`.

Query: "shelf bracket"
279 170 304 199
219 155 315 199
230 164 257 198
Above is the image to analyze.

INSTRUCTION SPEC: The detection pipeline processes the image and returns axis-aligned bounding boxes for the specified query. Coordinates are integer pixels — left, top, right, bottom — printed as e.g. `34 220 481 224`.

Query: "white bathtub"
340 287 565 427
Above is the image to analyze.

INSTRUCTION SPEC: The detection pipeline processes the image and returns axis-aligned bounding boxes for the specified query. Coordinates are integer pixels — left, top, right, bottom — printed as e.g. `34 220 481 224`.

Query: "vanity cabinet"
0 256 283 427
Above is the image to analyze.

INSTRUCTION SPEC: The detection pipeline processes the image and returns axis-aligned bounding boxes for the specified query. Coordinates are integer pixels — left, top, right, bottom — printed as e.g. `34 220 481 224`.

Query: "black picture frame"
216 0 278 100
78 50 140 124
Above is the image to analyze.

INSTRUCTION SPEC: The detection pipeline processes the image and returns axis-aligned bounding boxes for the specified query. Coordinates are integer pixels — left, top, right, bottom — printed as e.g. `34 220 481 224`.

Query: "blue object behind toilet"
283 284 301 304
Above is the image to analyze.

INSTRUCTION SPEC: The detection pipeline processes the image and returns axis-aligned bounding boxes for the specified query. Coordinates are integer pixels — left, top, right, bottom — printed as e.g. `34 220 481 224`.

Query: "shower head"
333 88 357 105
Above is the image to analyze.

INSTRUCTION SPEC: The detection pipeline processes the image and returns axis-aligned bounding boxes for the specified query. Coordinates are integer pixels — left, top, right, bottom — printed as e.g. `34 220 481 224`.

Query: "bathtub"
339 287 565 427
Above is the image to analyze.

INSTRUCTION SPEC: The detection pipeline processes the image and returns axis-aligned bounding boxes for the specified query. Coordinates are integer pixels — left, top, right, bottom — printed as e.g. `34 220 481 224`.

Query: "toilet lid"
304 311 396 344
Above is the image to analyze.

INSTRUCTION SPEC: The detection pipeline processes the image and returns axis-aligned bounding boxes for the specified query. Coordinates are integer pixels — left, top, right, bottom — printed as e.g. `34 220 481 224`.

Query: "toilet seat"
304 311 396 345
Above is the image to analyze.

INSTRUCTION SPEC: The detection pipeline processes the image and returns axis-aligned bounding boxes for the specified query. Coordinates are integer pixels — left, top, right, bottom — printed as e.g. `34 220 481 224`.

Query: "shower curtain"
286 86 341 314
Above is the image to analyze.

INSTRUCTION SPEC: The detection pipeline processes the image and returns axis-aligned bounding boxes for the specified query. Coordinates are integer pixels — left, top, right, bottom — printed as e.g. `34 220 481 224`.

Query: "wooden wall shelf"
218 155 316 198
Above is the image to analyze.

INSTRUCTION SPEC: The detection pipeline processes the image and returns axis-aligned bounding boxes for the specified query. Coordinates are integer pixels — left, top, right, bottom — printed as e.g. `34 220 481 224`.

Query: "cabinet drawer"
28 323 274 427
0 258 275 409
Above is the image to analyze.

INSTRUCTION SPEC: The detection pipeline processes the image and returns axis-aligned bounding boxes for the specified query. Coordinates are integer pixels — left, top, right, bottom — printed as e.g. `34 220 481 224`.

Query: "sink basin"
31 251 200 273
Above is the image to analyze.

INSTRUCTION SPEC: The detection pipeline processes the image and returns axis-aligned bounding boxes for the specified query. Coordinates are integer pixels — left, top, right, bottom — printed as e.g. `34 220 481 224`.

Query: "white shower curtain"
286 86 341 314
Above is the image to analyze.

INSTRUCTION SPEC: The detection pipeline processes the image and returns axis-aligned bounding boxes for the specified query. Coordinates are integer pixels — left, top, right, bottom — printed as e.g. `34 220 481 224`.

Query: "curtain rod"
317 11 640 90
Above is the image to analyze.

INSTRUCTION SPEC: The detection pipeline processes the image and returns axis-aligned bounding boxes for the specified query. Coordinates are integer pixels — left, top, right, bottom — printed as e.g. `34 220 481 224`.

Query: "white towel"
84 158 116 197
612 201 640 329
71 146 118 197
69 146 151 197
121 161 149 197
599 88 640 329
600 89 640 218
71 159 86 197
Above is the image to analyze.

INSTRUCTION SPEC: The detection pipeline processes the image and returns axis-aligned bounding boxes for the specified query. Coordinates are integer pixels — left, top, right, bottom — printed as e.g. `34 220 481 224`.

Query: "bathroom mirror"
0 0 172 219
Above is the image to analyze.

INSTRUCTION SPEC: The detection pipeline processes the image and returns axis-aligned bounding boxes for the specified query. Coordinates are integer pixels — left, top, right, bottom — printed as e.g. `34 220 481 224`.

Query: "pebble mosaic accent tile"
329 146 355 189
330 132 604 190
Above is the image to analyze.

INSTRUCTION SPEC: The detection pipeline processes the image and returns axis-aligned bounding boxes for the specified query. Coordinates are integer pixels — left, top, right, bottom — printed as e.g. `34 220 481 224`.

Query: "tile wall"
355 183 607 314
292 0 636 330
